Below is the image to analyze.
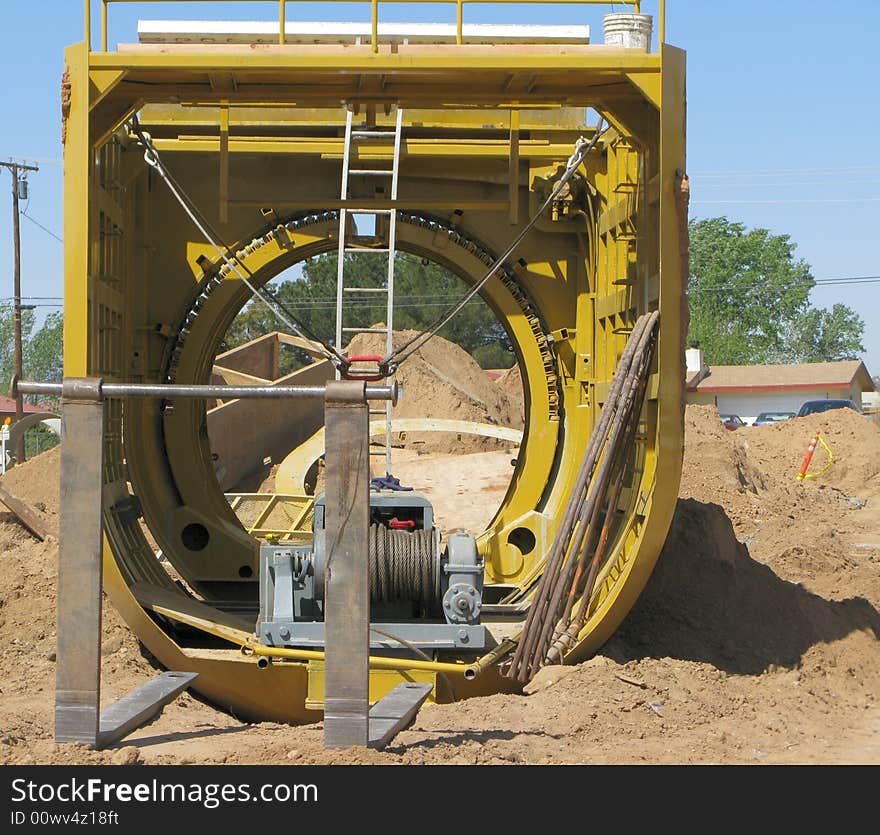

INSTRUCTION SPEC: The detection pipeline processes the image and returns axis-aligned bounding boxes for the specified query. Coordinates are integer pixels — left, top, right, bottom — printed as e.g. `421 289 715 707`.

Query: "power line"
691 197 880 205
691 165 880 178
3 156 61 166
0 296 64 301
20 210 63 243
814 276 880 285
697 179 880 189
689 275 880 294
20 208 62 242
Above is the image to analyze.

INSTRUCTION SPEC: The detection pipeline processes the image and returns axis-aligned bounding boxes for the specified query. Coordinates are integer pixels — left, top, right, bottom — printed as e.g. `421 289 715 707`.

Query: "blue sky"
1 1 878 376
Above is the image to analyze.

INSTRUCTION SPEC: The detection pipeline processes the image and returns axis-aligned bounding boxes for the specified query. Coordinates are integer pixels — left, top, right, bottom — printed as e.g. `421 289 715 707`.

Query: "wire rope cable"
128 116 348 369
381 120 609 371
367 523 439 608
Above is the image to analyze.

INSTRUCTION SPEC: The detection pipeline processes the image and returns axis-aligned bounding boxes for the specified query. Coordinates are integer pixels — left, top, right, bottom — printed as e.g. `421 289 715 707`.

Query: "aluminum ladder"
335 107 403 476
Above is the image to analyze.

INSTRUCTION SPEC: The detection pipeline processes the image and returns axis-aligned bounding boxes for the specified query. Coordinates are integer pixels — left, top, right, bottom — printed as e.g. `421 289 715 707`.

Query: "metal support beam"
55 377 105 745
15 379 397 402
368 682 433 749
219 102 229 223
54 377 200 747
98 671 199 748
509 109 520 225
323 380 371 748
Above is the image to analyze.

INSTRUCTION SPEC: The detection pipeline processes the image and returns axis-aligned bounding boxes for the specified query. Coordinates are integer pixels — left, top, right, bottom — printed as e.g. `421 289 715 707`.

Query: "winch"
258 489 486 650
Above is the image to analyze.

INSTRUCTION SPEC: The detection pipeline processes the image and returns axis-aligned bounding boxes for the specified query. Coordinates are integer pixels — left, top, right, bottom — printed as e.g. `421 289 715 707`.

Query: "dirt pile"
0 448 165 765
493 364 524 425
0 401 878 764
679 404 880 605
0 445 61 537
346 327 523 453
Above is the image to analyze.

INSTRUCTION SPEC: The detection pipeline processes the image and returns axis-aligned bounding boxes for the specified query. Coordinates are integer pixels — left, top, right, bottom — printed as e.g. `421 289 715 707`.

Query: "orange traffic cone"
796 429 834 481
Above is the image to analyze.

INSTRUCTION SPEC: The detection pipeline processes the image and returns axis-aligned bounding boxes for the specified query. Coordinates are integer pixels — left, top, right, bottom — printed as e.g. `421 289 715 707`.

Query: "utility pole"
1 160 40 464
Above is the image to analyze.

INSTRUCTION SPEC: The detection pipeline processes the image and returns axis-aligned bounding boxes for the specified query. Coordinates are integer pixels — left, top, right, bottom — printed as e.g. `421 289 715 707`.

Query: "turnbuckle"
339 354 393 382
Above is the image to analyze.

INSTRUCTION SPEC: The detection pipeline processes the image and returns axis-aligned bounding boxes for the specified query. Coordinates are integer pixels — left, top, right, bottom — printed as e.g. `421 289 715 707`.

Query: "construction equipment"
60 1 687 725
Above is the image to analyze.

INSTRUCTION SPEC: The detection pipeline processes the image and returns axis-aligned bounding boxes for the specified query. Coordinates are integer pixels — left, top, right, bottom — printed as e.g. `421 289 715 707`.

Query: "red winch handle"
388 519 416 530
340 355 390 382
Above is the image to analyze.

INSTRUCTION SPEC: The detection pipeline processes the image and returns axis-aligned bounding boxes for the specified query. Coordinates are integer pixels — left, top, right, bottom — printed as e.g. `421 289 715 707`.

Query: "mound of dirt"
1 400 878 765
493 364 524 425
680 404 880 606
0 445 61 537
346 327 523 453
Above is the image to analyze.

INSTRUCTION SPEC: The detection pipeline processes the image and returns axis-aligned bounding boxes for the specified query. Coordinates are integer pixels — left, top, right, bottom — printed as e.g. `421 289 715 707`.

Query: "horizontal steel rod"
15 380 397 402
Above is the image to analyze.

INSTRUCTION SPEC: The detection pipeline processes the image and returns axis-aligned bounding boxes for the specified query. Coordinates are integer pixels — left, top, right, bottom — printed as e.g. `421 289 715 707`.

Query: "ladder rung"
349 169 393 176
369 449 389 456
343 286 389 293
342 327 389 334
369 409 387 415
344 247 391 253
352 131 394 138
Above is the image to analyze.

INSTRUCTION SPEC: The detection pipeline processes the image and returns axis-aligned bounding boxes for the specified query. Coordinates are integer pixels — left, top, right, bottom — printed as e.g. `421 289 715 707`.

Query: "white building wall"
714 386 851 424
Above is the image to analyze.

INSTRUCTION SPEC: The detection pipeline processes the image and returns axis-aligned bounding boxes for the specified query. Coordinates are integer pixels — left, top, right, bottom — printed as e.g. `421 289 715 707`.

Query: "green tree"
687 217 814 364
779 304 864 364
223 252 514 369
0 301 36 391
0 304 63 459
25 311 64 384
0 305 63 394
687 217 865 365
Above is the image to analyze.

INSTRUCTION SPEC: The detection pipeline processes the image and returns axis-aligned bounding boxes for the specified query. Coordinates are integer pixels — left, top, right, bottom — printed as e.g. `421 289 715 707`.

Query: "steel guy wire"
128 116 348 368
382 120 609 371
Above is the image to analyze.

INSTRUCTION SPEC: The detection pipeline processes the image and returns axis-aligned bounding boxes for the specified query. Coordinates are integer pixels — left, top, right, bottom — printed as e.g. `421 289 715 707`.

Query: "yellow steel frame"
88 0 661 54
226 493 314 540
65 2 685 722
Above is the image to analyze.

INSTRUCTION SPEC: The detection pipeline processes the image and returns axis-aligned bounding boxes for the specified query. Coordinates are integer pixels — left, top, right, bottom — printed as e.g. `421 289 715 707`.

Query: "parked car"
796 399 862 418
719 413 747 430
753 411 796 426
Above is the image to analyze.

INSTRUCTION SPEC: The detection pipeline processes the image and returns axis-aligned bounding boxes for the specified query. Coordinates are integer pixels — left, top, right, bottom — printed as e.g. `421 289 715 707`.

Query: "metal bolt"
279 627 290 639
458 629 469 642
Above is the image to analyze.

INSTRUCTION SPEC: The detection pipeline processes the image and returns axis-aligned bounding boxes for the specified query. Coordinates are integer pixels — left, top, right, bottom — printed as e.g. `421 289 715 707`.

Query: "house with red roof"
685 348 875 424
0 396 48 423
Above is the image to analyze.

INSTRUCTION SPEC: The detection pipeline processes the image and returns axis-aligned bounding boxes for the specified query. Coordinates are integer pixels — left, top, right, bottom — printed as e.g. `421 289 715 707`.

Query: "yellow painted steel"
66 3 685 722
92 1 647 54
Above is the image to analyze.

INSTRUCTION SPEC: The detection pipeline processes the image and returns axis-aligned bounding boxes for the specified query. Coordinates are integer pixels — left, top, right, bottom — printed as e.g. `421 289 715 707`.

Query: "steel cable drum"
68 33 687 722
368 524 440 608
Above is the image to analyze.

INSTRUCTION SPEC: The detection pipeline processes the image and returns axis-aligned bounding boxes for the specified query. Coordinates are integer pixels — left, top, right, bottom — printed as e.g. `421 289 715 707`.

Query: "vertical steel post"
323 380 370 748
55 377 105 745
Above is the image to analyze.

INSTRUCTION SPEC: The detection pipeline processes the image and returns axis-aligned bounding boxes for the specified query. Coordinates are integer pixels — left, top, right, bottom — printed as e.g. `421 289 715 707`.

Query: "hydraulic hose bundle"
507 311 660 683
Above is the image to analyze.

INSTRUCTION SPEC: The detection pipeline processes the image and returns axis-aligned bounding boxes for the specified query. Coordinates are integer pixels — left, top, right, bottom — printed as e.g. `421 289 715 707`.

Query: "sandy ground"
0 402 878 766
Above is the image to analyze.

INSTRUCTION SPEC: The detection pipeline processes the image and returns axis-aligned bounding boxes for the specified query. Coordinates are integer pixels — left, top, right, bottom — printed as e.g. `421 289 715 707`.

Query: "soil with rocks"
0 399 878 765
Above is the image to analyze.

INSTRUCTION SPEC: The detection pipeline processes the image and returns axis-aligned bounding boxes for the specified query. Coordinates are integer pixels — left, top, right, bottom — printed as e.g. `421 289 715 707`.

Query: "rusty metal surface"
323 380 371 748
97 671 199 749
55 377 104 745
368 682 433 749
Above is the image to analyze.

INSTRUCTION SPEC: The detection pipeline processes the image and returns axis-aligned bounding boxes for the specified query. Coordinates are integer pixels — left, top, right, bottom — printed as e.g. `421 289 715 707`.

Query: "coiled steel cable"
368 524 440 607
